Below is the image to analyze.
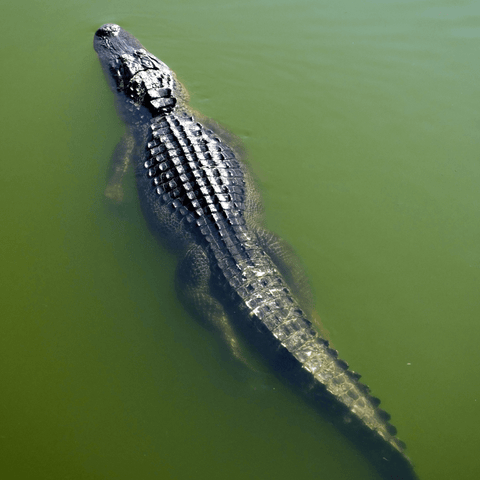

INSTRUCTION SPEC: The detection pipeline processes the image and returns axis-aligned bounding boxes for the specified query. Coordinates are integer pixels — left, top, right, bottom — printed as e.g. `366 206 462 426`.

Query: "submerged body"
94 24 418 480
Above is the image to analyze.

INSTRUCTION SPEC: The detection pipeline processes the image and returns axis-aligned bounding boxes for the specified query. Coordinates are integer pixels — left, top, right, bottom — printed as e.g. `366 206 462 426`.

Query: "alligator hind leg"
254 227 331 341
176 245 251 368
254 227 313 309
104 131 136 202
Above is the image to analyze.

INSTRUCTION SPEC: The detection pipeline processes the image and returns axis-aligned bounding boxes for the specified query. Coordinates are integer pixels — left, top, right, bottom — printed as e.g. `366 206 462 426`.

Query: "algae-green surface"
1 1 479 479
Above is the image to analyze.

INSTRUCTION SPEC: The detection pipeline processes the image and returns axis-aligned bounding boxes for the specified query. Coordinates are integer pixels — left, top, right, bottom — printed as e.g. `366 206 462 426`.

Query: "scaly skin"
94 24 418 480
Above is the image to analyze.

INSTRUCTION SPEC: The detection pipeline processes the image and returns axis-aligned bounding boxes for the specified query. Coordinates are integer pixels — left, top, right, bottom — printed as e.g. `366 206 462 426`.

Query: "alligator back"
94 24 419 480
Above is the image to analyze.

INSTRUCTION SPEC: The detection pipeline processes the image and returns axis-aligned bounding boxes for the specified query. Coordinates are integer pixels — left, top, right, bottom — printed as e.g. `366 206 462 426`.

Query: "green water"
2 1 479 479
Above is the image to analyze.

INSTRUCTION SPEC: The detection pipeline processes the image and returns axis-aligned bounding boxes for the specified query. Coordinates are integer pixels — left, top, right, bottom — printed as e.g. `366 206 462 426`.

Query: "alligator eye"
136 49 147 55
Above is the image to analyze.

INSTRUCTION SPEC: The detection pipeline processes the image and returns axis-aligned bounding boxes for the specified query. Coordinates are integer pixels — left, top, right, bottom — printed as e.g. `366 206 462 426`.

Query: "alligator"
94 24 419 480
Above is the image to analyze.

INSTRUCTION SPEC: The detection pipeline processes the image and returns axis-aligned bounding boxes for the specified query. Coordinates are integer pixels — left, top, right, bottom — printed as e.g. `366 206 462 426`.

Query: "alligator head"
94 24 179 123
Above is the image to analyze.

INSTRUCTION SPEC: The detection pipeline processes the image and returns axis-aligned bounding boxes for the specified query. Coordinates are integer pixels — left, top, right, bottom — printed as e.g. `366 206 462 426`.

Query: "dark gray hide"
94 24 419 480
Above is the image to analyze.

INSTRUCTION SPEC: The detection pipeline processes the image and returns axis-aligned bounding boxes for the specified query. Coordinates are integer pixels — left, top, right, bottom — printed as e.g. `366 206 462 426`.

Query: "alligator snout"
95 24 121 38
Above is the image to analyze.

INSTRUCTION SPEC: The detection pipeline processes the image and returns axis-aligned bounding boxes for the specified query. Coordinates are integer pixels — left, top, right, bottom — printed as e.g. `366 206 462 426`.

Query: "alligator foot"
176 246 256 371
104 131 135 203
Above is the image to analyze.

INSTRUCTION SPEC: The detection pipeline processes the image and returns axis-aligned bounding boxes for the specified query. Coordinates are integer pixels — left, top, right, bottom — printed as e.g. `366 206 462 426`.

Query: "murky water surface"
2 1 479 479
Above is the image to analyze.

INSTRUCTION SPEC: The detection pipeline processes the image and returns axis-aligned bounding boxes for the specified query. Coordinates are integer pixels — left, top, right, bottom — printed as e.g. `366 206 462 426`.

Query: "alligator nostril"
95 24 121 38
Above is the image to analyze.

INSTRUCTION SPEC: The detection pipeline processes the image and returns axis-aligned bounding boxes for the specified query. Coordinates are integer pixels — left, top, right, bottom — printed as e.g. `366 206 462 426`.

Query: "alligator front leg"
104 131 136 202
176 245 251 368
